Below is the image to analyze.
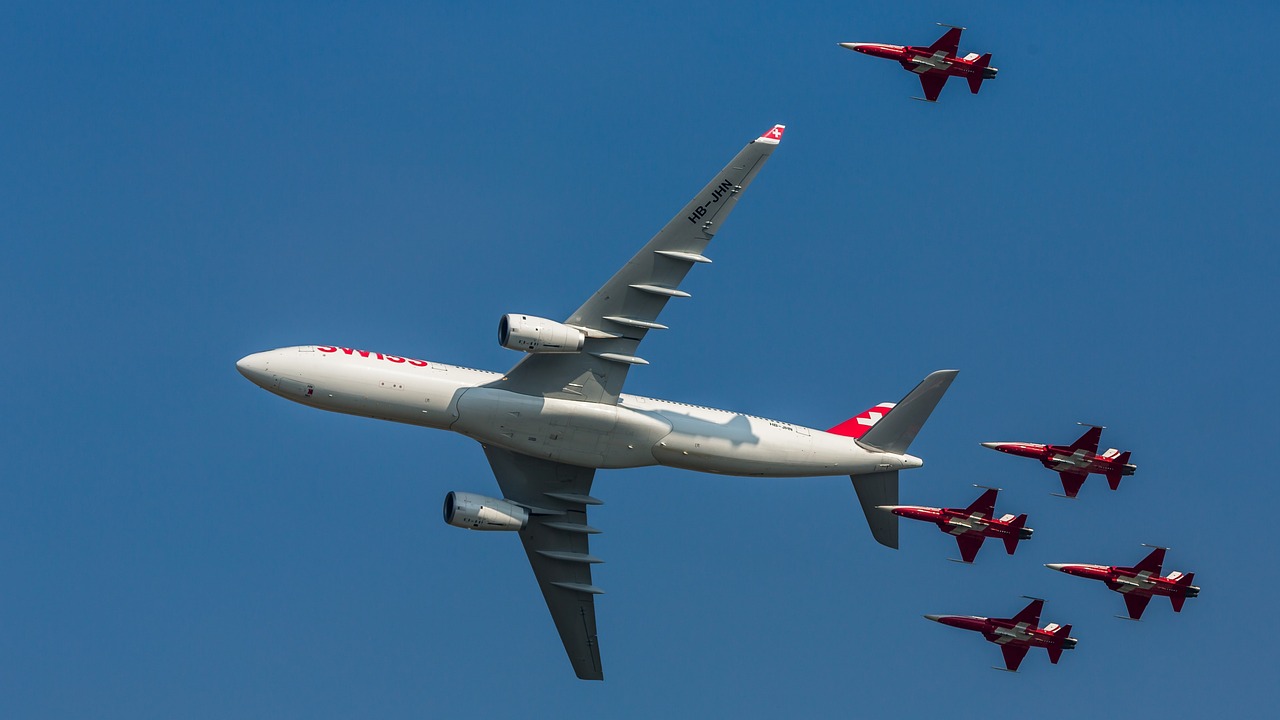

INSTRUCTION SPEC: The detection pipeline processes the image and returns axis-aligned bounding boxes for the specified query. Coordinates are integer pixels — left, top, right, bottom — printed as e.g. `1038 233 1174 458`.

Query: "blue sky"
4 2 1276 717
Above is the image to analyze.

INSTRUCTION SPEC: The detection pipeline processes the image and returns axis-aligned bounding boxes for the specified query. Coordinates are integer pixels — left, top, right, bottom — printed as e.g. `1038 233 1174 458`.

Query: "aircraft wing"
917 73 948 102
1058 471 1087 498
956 534 985 563
1132 547 1166 574
1123 593 1152 620
1069 425 1103 454
964 488 998 518
482 445 605 680
489 125 785 405
927 26 963 57
1011 599 1043 626
1000 643 1029 672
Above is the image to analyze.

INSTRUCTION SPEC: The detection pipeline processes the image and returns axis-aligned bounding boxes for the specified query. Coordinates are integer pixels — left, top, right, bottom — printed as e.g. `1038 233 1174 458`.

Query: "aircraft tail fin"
851 470 899 549
828 402 896 439
1047 624 1072 664
858 370 958 454
967 53 992 94
1171 573 1195 612
1002 514 1029 555
1106 451 1132 490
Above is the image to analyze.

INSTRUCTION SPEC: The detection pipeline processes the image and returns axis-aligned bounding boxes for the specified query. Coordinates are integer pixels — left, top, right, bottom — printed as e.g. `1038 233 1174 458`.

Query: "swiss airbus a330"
237 125 957 680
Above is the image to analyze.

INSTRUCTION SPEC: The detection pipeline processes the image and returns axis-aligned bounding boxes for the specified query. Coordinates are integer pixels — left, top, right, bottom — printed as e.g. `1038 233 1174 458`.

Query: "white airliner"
236 124 957 680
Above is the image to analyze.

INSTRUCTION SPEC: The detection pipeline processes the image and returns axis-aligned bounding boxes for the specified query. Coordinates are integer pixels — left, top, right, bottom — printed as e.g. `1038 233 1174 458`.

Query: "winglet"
757 124 785 145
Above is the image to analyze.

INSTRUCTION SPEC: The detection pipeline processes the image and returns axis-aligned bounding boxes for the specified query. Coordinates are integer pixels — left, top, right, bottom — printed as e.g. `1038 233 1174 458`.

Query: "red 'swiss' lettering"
316 346 429 367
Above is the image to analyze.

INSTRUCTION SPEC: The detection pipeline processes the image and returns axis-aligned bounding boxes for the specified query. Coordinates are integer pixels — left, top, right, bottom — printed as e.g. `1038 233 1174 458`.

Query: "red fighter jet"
982 423 1137 498
1046 545 1200 620
877 485 1032 563
839 24 997 102
925 598 1077 672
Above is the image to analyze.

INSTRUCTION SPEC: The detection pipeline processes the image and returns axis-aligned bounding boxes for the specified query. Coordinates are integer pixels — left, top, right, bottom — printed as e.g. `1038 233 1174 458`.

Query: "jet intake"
443 491 528 531
498 314 586 353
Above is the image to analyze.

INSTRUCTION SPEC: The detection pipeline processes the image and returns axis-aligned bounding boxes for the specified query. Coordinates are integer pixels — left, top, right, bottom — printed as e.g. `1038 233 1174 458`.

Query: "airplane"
925 598 1077 672
877 485 1032 563
981 423 1136 498
235 124 959 681
839 23 998 102
1046 545 1200 620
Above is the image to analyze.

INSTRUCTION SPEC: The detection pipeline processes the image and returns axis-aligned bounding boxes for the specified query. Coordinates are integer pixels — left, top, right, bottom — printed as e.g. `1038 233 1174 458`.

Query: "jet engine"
443 491 529 531
498 314 585 353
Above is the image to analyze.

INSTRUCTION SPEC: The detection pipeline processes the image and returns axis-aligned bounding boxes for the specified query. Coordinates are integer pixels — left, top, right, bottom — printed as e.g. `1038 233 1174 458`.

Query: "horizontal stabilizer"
858 370 958 454
851 471 899 548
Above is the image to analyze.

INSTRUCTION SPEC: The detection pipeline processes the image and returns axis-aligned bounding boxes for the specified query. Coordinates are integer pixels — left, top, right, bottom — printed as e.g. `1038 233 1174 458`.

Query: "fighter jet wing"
917 73 948 102
964 488 998 518
1069 425 1103 454
956 534 985 563
489 125 784 405
927 26 963 57
1000 643 1029 672
1132 547 1166 574
1058 471 1087 498
482 445 605 680
1123 593 1152 620
1011 598 1044 626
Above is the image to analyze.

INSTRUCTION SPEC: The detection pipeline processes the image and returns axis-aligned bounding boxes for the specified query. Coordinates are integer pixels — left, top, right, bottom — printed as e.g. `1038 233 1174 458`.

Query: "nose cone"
980 442 1004 450
1045 563 1069 572
236 351 273 388
923 614 945 623
839 42 870 53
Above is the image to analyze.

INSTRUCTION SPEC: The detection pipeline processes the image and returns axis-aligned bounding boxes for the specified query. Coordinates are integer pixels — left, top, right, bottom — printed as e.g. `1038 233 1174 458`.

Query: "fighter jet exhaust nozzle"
982 67 998 79
444 491 529 531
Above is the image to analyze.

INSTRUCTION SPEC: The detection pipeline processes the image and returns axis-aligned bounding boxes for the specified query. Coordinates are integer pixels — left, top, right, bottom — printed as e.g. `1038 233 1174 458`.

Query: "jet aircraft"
982 423 1136 498
236 125 958 680
839 24 998 102
878 486 1032 563
1047 546 1200 620
926 598 1077 672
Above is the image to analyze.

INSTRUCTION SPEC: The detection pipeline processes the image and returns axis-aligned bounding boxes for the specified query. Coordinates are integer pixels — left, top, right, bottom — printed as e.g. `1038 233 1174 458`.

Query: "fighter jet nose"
980 442 1001 450
838 42 864 52
923 614 944 623
1045 564 1068 572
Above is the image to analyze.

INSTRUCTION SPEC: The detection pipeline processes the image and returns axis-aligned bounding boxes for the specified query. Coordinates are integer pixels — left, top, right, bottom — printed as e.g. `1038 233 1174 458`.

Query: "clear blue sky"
4 2 1276 717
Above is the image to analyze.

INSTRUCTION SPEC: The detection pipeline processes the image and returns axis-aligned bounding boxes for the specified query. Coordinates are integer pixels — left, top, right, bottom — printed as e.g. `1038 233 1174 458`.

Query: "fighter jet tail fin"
1106 451 1131 490
1047 624 1071 664
967 54 992 94
858 370 958 454
1002 514 1029 555
851 470 899 549
1171 573 1195 612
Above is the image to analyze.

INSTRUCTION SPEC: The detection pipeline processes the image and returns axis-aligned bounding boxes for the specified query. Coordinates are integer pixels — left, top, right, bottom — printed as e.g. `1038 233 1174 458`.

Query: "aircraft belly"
451 388 665 469
650 414 855 476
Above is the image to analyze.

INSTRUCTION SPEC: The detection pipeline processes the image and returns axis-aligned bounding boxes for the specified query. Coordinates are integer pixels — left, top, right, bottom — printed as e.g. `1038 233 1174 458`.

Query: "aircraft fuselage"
236 345 921 477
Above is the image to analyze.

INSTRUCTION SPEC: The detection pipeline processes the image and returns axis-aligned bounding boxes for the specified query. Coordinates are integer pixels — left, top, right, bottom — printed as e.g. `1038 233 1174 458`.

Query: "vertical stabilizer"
858 370 958 454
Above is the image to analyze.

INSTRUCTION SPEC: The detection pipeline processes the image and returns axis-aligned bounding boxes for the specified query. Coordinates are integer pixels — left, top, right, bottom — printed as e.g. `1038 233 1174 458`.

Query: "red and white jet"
878 486 1032 563
839 24 997 102
1046 546 1200 620
926 598 1077 672
982 423 1136 498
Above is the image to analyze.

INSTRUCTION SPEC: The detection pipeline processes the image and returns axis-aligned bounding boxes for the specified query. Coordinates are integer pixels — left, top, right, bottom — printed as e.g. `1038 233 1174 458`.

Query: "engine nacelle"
498 314 585 353
443 491 528 531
